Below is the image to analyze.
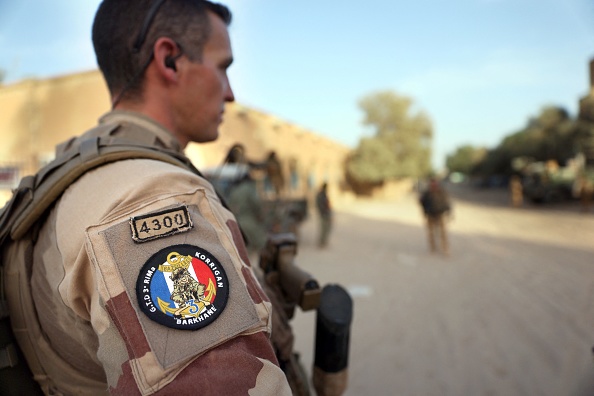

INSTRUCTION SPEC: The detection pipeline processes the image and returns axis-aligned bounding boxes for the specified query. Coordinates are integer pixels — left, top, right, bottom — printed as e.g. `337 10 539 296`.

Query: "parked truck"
514 154 593 204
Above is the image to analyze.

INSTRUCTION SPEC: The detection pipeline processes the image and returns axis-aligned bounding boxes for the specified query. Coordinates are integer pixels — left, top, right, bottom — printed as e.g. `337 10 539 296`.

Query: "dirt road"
289 183 594 396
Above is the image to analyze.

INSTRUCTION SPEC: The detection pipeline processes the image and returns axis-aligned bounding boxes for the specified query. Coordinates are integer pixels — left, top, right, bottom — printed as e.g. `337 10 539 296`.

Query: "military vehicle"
520 160 576 203
511 150 594 205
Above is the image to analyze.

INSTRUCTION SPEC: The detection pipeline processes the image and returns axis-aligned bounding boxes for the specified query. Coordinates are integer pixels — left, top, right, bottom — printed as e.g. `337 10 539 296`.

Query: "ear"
153 37 181 81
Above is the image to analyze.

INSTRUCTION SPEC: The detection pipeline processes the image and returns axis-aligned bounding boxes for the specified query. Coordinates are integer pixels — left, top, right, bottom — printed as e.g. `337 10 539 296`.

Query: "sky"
1 0 593 169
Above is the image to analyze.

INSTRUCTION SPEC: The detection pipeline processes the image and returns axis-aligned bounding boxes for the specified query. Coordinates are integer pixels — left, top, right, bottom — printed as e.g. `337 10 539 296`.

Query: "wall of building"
0 70 350 205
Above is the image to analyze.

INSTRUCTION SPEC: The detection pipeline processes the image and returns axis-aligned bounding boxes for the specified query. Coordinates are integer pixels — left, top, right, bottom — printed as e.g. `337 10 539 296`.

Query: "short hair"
92 0 231 101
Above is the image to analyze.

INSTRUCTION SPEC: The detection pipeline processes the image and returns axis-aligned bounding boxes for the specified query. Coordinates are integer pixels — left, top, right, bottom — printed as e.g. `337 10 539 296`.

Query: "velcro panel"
86 193 261 380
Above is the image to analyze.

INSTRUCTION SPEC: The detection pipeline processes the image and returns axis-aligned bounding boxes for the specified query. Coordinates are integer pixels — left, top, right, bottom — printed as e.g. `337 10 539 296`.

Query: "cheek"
205 70 226 97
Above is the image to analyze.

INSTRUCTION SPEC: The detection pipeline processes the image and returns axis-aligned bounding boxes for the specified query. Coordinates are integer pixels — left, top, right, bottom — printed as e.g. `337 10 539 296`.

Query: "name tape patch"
136 244 229 330
130 205 193 243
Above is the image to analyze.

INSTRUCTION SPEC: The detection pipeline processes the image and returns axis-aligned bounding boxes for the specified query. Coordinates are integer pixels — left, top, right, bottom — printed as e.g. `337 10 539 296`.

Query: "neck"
113 95 188 149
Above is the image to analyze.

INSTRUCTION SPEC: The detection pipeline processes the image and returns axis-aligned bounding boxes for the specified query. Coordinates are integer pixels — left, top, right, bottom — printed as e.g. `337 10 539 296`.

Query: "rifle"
258 233 353 396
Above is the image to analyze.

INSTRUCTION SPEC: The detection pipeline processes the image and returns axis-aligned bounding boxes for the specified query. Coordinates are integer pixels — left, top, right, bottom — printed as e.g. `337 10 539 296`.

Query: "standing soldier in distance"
509 174 524 208
419 178 452 256
265 151 285 198
577 173 593 212
316 182 333 248
3 1 292 394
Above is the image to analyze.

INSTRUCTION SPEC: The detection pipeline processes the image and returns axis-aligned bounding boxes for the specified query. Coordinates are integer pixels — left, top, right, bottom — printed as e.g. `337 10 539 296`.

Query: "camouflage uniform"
509 175 523 208
577 174 593 212
28 111 291 395
315 184 332 248
227 177 268 253
419 180 451 255
265 152 285 198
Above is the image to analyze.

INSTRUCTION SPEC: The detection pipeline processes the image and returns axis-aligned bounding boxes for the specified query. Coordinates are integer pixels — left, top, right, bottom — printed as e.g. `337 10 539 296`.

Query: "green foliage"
346 90 433 184
574 120 594 162
452 105 580 177
445 145 487 175
524 106 575 163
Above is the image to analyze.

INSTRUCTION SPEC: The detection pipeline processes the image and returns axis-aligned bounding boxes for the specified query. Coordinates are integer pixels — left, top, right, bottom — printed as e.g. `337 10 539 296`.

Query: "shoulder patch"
136 244 229 330
130 205 192 243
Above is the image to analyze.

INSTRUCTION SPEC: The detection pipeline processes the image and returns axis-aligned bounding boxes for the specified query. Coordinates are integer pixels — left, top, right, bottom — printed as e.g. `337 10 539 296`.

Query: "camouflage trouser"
426 215 448 255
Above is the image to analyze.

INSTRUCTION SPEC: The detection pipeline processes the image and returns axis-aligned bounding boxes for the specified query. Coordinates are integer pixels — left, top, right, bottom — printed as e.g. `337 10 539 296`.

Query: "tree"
470 105 581 178
446 145 487 175
346 90 433 184
529 106 575 164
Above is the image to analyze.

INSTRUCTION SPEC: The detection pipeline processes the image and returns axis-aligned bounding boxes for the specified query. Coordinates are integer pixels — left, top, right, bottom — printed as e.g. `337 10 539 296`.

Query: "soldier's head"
429 177 441 192
92 0 234 145
227 144 245 164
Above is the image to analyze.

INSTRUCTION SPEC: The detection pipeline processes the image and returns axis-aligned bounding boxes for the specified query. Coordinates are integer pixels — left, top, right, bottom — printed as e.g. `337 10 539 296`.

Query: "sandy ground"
286 183 594 396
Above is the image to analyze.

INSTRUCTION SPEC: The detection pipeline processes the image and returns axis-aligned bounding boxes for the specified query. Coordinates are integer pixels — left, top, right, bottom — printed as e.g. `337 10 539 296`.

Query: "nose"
225 86 235 102
224 76 235 102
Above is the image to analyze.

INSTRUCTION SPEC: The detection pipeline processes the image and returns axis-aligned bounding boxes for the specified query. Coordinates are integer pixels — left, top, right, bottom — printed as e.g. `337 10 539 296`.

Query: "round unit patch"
136 244 229 330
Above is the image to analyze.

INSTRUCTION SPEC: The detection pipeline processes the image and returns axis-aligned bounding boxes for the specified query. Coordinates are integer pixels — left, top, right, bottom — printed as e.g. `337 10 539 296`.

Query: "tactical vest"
0 124 203 395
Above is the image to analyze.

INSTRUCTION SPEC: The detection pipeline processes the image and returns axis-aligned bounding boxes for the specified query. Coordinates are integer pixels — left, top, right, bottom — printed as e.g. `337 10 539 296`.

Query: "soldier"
509 174 524 208
3 1 291 394
316 182 333 248
265 151 285 198
169 267 209 310
419 178 452 256
578 174 593 212
227 165 268 254
226 143 246 164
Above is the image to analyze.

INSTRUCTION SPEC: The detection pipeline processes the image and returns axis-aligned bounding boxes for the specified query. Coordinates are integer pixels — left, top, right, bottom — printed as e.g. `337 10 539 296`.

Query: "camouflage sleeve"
61 160 291 395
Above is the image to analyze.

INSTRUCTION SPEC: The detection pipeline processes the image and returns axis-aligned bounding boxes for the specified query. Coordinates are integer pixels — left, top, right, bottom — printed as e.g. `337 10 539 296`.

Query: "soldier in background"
225 143 264 170
509 174 524 208
266 150 285 198
577 174 593 212
419 178 452 256
227 165 268 253
316 182 333 248
226 143 246 164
